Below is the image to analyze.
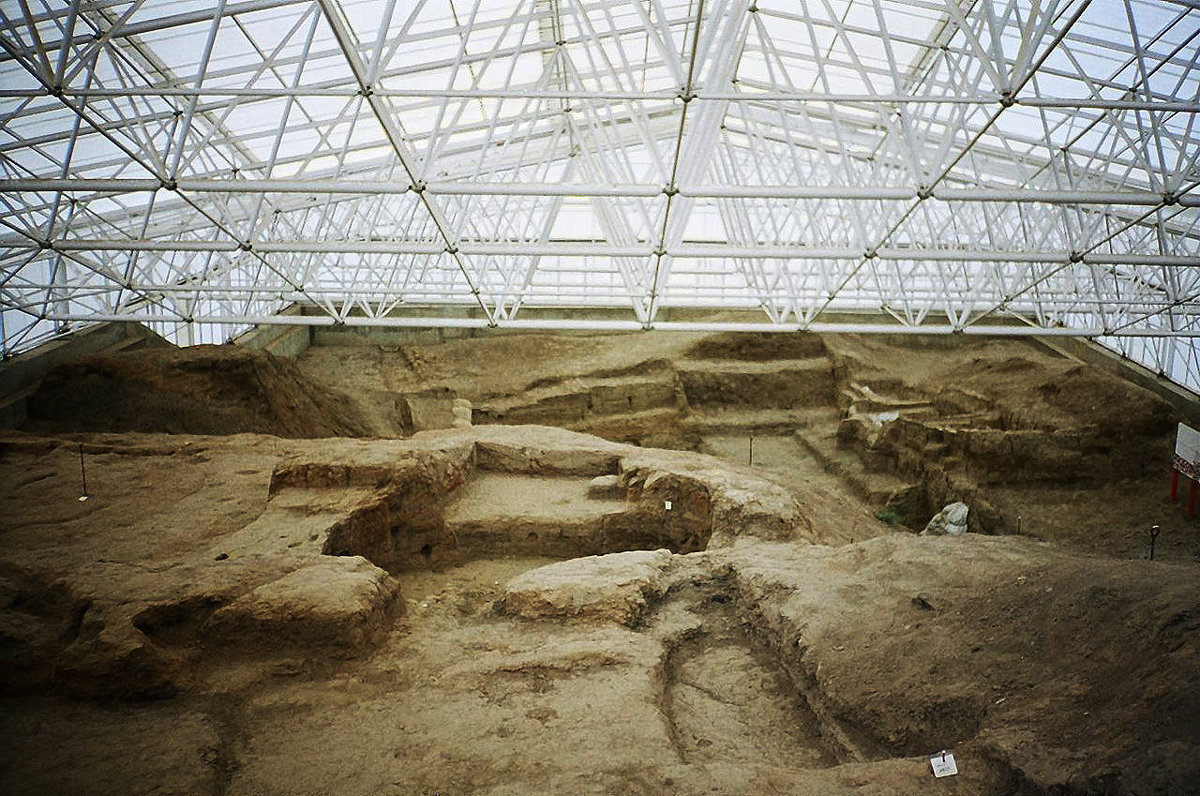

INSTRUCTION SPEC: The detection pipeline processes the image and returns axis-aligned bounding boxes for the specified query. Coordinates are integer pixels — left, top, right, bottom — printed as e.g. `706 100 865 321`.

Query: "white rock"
921 502 969 536
944 502 969 525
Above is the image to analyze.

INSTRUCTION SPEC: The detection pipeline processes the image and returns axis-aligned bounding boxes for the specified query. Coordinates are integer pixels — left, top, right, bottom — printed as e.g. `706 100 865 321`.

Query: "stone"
869 410 900 427
501 549 673 626
921 501 969 536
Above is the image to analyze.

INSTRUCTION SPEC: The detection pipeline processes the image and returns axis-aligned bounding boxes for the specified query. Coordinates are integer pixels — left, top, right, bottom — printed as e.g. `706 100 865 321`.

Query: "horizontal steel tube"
27 312 1200 336
2 87 1197 112
35 238 1200 266
2 179 1192 206
10 281 1195 310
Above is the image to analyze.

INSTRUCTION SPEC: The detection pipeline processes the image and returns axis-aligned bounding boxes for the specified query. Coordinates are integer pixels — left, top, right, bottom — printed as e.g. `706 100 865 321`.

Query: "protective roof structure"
1 0 1198 390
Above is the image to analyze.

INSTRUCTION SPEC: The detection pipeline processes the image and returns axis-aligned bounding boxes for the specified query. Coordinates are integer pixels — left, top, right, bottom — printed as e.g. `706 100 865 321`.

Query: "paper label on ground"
930 751 958 778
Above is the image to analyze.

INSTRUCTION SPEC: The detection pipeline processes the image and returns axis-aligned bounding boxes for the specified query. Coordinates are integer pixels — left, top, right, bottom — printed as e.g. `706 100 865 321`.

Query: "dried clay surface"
2 329 1197 796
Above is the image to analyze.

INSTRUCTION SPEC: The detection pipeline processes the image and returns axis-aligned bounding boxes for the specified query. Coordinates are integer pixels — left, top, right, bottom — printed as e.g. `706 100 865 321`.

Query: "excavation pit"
657 577 842 773
385 468 713 572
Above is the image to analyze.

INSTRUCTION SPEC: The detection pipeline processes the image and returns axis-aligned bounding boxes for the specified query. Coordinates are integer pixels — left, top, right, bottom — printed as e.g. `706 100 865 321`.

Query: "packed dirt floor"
2 329 1198 795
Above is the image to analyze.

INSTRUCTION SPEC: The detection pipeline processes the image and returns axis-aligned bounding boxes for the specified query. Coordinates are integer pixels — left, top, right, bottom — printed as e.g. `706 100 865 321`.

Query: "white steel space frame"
0 0 1198 389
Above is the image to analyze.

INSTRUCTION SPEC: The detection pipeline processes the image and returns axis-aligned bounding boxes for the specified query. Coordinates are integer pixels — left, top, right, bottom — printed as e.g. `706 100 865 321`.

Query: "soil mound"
1033 365 1178 436
736 534 1200 795
24 345 371 438
683 331 827 361
954 358 1176 437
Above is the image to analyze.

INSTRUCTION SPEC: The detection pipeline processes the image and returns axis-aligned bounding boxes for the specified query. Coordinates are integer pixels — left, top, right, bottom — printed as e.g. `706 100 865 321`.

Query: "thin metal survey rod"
78 441 88 500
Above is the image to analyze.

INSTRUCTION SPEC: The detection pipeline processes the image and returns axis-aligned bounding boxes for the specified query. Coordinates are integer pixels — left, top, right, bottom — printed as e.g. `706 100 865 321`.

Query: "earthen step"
475 373 680 424
678 359 837 410
683 406 838 435
570 406 683 434
211 486 385 562
794 427 918 507
440 473 697 558
442 473 629 557
677 357 831 375
842 385 935 413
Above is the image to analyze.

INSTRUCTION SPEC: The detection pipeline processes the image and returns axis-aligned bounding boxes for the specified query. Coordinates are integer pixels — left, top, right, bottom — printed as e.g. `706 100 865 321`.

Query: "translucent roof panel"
0 0 1197 391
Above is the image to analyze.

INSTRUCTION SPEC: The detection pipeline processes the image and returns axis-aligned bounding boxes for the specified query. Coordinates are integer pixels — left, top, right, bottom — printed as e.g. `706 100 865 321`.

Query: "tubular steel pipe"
29 312 1200 336
3 178 1192 206
36 238 1200 266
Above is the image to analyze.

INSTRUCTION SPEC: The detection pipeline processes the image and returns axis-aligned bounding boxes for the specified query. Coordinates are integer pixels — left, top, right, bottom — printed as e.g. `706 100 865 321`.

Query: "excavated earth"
2 330 1198 796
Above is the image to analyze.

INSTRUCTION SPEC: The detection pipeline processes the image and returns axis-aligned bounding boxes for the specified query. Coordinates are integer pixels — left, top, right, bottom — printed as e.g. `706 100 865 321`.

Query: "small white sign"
664 500 672 510
930 750 958 778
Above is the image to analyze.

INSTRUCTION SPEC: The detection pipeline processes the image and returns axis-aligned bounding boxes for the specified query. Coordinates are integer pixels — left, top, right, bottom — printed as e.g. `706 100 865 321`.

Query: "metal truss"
0 0 1198 391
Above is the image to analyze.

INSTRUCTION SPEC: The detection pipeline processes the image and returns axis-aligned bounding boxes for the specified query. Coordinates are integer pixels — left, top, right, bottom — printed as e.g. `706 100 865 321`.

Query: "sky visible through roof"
0 0 1197 390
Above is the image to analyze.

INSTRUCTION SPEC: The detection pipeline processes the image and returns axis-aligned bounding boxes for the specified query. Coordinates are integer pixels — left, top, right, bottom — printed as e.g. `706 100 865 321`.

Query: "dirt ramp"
24 345 372 438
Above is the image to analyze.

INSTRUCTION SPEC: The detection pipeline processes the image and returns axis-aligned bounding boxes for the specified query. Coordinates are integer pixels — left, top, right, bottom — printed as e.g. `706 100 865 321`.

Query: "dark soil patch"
24 345 372 438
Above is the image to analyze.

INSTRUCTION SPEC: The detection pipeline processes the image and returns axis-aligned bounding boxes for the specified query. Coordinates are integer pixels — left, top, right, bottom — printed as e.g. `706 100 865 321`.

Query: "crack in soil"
204 694 246 796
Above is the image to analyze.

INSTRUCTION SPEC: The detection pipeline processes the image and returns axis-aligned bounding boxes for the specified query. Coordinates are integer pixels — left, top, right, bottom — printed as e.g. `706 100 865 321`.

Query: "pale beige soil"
2 330 1197 796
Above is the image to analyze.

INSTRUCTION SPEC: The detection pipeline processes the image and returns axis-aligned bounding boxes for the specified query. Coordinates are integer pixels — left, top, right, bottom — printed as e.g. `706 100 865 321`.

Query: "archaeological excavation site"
2 1 1199 794
1 322 1197 796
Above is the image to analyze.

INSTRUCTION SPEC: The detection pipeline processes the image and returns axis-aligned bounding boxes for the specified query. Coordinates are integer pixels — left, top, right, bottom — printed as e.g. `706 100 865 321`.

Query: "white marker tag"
664 500 672 510
930 751 958 778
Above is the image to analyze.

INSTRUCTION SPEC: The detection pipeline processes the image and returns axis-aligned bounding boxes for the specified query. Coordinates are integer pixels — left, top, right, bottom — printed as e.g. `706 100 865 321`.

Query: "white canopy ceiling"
1 0 1198 389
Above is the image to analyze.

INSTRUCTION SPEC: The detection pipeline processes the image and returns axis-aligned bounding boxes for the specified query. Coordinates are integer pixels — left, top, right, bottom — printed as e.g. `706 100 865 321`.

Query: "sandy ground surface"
2 330 1198 795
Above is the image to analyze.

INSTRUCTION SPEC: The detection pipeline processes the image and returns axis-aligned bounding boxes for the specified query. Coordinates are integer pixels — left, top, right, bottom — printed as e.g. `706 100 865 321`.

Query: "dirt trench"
656 576 841 772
